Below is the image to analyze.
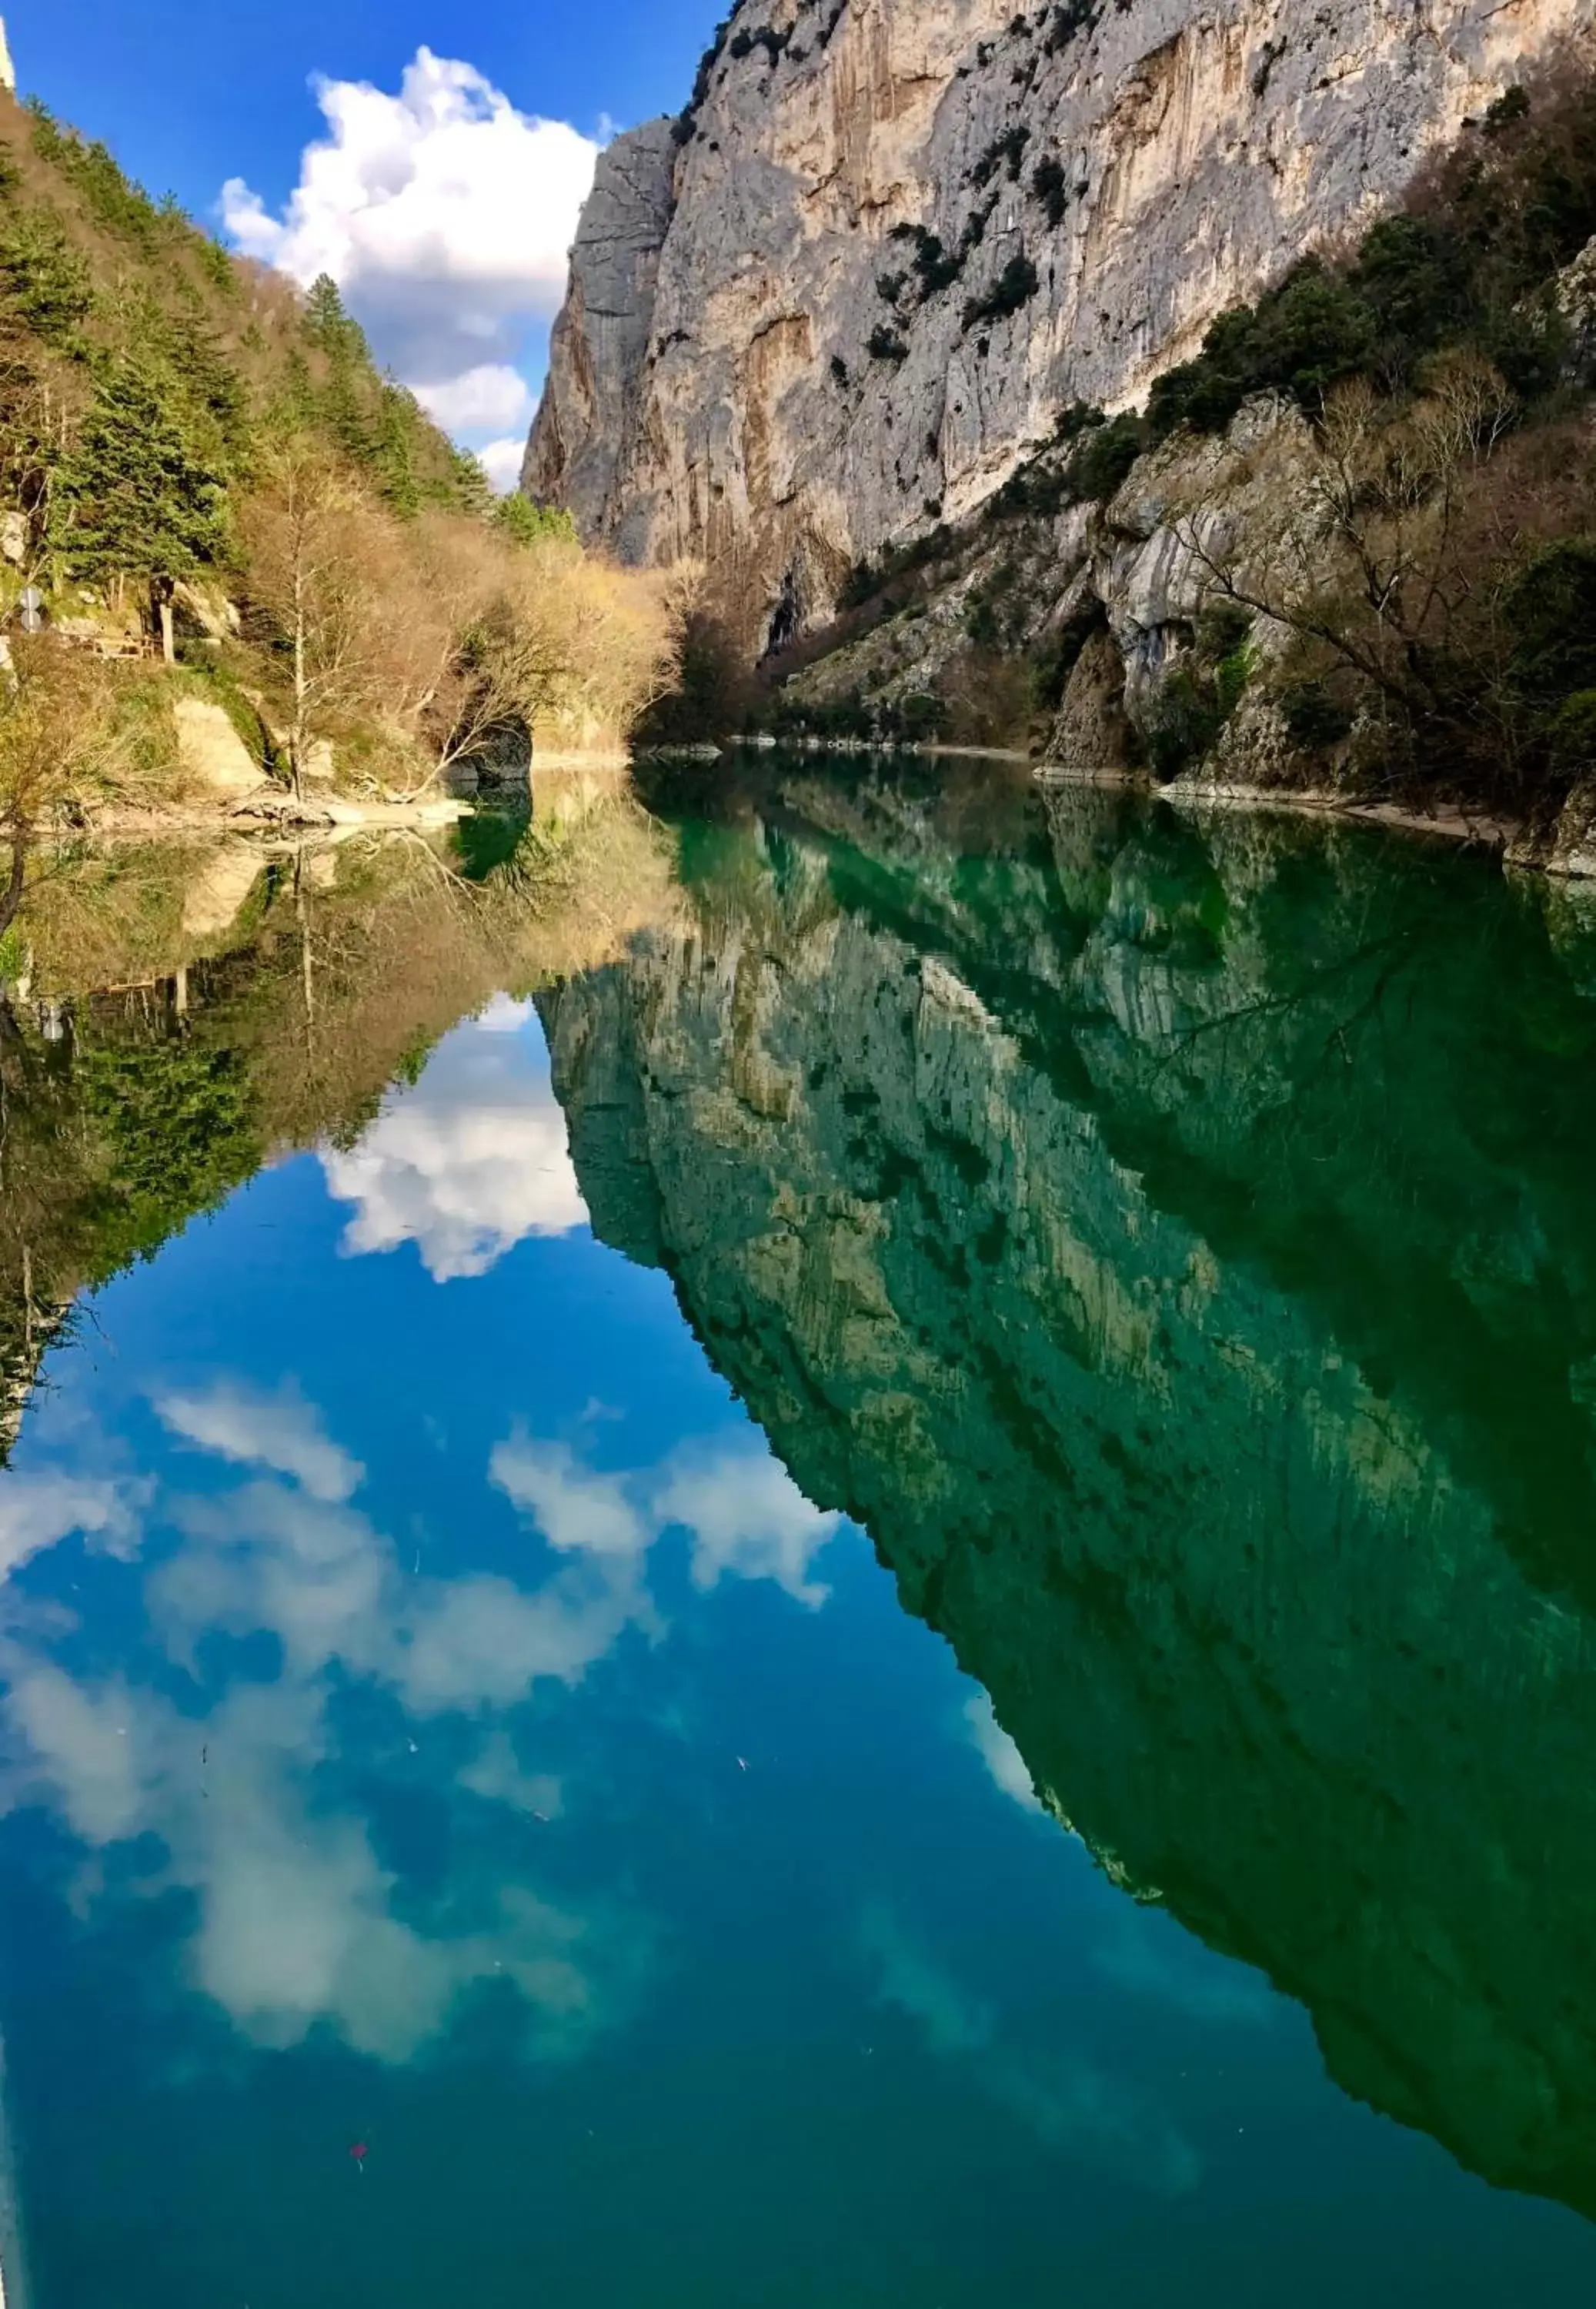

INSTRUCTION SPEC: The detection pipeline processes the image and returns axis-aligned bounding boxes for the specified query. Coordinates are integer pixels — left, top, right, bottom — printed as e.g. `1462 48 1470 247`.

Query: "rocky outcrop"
173 698 265 800
543 765 1596 2218
1509 776 1596 877
522 119 679 536
529 0 1588 648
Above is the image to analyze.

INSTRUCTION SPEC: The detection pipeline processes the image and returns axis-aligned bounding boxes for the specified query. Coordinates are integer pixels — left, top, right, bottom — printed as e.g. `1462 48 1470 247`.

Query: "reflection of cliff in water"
543 760 1596 2222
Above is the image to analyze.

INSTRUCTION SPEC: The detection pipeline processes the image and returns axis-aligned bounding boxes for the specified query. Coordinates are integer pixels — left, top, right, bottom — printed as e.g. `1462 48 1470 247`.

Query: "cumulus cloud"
0 1402 656 2061
322 1011 588 1281
395 1568 643 1716
654 1445 842 1607
0 1469 142 1581
492 1429 845 1608
0 1391 846 2067
476 993 536 1034
219 48 596 454
963 1691 1041 1813
412 363 535 436
492 1438 653 1561
478 438 531 495
154 1482 386 1679
459 1730 563 1820
155 1380 364 1502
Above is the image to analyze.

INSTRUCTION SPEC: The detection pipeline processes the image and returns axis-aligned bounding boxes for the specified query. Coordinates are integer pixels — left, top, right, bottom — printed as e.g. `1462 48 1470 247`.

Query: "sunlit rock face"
542 767 1596 2218
522 119 679 534
527 0 1587 645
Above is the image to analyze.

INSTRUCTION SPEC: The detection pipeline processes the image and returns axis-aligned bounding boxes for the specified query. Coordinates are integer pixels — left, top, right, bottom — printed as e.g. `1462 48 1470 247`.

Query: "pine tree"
60 357 227 656
0 207 93 348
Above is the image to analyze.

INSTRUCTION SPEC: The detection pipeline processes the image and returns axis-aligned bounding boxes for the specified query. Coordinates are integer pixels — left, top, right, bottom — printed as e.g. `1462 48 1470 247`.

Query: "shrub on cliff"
1147 69 1596 445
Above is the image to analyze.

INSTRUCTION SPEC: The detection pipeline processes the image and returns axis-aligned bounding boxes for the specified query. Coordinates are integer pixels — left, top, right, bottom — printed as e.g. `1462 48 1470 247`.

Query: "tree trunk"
291 560 307 803
0 832 26 945
159 597 175 667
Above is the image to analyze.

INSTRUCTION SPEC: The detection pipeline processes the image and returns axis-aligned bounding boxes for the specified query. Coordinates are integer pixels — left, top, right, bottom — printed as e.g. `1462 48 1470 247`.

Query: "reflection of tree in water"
0 786 678 1459
542 763 1596 2224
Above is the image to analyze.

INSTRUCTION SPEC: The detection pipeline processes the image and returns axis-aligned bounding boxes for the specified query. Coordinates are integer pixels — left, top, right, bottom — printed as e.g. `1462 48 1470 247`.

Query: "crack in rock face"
526 0 1589 647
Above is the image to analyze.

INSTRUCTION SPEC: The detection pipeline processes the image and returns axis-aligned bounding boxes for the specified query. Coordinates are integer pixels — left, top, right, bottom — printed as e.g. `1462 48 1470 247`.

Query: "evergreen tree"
496 493 577 546
0 207 93 348
374 382 422 518
60 357 228 653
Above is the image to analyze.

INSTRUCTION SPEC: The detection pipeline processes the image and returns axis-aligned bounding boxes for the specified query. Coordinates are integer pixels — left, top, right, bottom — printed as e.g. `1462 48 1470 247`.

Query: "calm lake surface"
2 754 1596 2304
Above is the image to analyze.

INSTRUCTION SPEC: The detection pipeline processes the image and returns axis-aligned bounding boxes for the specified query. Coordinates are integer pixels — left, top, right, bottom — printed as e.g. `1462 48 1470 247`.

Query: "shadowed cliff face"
540 762 1596 2221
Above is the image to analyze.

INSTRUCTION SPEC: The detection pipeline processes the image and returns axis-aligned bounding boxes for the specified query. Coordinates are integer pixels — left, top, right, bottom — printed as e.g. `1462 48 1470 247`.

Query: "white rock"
530 0 1586 651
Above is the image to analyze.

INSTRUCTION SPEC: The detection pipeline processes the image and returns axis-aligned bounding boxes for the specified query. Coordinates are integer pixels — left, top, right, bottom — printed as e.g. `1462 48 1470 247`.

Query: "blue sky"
8 1 718 483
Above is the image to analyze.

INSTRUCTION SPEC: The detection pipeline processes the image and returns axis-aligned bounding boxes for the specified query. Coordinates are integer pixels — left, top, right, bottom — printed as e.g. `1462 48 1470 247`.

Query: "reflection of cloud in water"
156 1380 364 1502
492 1437 653 1560
7 1662 626 2063
321 1011 588 1281
859 1900 1200 2195
459 1730 563 1820
963 1692 1040 1813
0 1391 846 2065
656 1444 840 1607
0 1469 142 1581
494 1429 843 1606
1090 1908 1280 2030
0 1400 656 2063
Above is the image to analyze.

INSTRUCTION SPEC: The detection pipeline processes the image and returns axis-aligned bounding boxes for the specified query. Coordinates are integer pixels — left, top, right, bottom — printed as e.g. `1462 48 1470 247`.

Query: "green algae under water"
1 754 1595 2305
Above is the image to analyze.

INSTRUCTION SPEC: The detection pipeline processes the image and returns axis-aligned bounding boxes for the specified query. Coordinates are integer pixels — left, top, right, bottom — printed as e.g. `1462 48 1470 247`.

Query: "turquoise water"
4 760 1596 2303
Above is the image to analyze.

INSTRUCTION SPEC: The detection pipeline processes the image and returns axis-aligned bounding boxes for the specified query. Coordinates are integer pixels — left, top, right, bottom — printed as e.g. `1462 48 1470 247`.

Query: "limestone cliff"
542 764 1596 2217
526 0 1586 648
522 119 678 536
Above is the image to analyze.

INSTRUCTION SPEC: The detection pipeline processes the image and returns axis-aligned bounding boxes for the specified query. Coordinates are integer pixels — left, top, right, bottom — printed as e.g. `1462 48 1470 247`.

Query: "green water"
2 756 1595 2303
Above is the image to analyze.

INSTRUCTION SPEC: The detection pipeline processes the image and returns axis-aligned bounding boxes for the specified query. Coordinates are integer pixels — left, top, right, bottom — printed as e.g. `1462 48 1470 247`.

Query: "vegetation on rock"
0 89 686 848
735 59 1596 821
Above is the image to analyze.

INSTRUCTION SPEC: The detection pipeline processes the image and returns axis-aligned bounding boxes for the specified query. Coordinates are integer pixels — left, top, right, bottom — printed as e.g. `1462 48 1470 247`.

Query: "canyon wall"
540 766 1596 2216
525 0 1588 647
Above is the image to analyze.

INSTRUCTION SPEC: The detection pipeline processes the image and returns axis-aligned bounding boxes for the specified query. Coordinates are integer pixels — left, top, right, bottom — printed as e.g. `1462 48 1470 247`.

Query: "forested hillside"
0 89 683 857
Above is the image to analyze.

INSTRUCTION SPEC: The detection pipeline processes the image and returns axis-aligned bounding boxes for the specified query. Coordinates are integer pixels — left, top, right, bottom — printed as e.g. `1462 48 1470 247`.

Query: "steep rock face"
542 767 1596 2215
521 119 679 535
529 0 1585 647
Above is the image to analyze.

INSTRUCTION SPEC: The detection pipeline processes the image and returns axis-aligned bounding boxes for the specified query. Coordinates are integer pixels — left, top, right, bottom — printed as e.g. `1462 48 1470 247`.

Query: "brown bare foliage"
1168 353 1596 801
237 438 688 794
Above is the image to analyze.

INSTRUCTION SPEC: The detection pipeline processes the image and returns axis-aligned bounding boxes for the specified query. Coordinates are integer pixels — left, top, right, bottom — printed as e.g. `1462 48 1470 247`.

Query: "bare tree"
1167 359 1525 757
236 434 395 800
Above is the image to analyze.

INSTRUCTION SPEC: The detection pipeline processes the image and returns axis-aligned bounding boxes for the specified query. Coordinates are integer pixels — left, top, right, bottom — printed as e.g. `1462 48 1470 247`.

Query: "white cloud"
6 1667 153 1843
155 1381 364 1503
0 1470 141 1580
653 1445 842 1608
0 1394 851 2068
322 1013 588 1281
395 1569 642 1715
963 1691 1040 1813
412 363 534 436
219 48 596 451
0 1429 653 2062
858 1900 1200 2194
476 994 535 1034
478 437 530 495
154 1482 386 1679
492 1437 652 1561
459 1730 563 1819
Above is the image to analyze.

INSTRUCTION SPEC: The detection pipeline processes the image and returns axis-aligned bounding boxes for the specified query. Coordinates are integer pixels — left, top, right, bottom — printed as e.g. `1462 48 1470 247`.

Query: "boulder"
174 698 265 798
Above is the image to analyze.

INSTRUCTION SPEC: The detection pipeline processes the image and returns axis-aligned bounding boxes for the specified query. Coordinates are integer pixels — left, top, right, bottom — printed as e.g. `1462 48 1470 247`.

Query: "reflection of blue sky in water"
1 1374 837 2065
0 1002 1590 2307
